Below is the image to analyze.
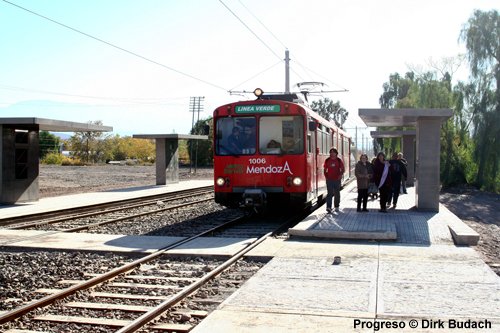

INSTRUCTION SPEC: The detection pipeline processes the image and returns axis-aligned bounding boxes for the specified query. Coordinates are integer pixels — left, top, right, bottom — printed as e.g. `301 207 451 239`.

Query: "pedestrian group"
325 150 407 214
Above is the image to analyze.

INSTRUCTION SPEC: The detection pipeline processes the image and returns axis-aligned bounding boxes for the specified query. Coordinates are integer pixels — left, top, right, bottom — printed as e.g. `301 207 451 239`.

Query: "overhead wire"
1 0 228 92
293 59 349 92
228 60 283 92
0 84 188 106
218 0 282 61
237 0 288 50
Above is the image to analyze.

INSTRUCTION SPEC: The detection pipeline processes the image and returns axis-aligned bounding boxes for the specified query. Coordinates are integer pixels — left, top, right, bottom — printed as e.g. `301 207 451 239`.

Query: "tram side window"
215 117 256 155
259 116 304 154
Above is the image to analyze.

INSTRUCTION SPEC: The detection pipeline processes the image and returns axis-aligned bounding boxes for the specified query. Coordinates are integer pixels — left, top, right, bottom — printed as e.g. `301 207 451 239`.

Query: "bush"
61 157 84 166
42 152 63 165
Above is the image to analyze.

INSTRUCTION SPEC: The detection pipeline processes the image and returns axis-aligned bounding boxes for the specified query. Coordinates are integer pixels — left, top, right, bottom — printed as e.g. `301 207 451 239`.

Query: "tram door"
308 119 318 201
311 121 323 203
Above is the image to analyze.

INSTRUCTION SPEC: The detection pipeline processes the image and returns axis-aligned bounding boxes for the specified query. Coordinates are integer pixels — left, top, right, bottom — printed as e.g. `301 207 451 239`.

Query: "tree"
188 117 213 167
460 9 500 191
378 69 472 187
39 131 60 159
67 120 108 164
379 72 415 108
310 98 348 128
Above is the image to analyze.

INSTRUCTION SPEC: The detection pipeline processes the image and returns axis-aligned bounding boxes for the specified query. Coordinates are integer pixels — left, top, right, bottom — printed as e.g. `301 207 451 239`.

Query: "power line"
218 0 282 61
228 60 283 91
237 0 287 50
294 59 349 91
0 84 188 105
2 0 228 92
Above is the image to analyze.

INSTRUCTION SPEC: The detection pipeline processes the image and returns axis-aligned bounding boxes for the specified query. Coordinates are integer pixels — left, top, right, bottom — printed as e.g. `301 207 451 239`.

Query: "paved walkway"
289 183 477 246
193 185 498 332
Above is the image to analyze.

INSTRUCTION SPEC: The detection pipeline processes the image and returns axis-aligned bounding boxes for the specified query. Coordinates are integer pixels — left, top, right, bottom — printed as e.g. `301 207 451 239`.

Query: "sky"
1 0 498 145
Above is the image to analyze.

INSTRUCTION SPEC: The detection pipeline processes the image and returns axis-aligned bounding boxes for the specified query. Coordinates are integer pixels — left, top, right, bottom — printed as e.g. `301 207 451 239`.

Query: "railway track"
0 186 214 228
0 213 297 332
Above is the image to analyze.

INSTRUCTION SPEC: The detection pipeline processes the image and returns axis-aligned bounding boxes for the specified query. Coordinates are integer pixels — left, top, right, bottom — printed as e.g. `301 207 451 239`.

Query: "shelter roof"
133 134 208 140
370 130 416 138
359 109 452 127
0 118 112 132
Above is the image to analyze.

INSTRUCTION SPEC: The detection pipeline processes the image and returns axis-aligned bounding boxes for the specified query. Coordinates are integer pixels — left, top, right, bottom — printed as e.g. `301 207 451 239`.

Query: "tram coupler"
241 189 267 210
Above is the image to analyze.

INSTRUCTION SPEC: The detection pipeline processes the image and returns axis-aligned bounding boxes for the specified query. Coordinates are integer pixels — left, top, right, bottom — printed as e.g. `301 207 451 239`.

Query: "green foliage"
310 98 348 128
41 152 63 165
379 69 471 188
39 131 60 159
67 125 155 164
61 156 84 166
67 120 108 164
460 9 499 192
187 117 213 166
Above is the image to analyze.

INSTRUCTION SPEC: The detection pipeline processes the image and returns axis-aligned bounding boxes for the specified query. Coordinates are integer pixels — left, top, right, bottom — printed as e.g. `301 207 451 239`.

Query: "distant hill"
50 132 72 140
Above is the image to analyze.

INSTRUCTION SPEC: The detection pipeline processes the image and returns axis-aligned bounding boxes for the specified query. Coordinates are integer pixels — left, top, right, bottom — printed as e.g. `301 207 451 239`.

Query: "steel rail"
7 189 213 230
0 215 246 325
0 186 213 226
63 197 213 232
116 230 273 333
116 214 296 333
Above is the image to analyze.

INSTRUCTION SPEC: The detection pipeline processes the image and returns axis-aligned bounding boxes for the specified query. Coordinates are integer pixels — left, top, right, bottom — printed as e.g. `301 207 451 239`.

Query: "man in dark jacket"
387 153 407 209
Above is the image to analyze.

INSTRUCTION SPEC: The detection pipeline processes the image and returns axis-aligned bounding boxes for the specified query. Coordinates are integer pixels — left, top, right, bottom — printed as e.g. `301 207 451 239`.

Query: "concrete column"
165 139 179 183
155 138 179 185
0 125 39 204
402 134 415 186
415 118 441 211
155 139 167 185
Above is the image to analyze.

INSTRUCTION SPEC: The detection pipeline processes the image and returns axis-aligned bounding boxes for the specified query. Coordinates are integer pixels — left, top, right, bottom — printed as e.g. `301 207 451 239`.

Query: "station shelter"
0 118 112 204
359 108 452 212
370 130 416 186
132 134 209 185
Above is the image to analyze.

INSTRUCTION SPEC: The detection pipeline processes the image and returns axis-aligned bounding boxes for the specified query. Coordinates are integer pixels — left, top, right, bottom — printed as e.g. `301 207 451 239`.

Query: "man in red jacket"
324 148 345 213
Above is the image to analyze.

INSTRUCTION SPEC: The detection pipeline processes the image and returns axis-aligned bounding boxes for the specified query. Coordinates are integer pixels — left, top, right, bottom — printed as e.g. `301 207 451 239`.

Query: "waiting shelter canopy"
0 117 113 132
133 134 209 185
0 117 113 204
359 108 452 211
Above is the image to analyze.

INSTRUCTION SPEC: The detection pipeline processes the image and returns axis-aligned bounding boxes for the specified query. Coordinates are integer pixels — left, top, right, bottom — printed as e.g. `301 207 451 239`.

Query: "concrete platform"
193 241 500 333
288 183 479 246
0 228 256 255
0 179 213 220
1 179 494 332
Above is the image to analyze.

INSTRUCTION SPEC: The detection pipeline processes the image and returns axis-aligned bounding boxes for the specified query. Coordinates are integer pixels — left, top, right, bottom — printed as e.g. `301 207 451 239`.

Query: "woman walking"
372 152 392 213
355 154 372 212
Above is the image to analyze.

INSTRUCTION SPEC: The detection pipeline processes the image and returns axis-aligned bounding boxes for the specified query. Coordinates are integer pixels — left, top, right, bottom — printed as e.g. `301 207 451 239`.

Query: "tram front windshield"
215 116 304 155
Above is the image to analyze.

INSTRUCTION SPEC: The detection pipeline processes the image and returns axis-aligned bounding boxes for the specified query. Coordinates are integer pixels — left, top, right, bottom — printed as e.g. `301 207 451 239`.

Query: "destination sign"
235 105 280 113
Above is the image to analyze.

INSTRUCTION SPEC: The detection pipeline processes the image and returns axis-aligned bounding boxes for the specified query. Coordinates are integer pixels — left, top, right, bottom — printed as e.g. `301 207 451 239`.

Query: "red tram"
213 90 352 211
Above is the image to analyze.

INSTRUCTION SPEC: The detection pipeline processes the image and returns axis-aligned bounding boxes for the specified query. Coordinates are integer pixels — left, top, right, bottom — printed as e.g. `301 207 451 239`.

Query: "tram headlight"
216 177 226 187
254 88 264 98
292 177 302 186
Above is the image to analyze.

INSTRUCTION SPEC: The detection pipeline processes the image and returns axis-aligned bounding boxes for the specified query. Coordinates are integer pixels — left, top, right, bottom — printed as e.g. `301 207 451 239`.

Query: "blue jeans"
326 179 341 209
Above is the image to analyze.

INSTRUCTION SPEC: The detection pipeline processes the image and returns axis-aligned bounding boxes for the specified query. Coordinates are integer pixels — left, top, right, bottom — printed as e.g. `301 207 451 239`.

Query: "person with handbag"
372 152 392 213
355 153 373 212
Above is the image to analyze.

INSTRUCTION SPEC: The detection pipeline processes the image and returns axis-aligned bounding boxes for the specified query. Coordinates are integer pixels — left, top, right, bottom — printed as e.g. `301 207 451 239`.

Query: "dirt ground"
37 165 499 275
440 186 500 276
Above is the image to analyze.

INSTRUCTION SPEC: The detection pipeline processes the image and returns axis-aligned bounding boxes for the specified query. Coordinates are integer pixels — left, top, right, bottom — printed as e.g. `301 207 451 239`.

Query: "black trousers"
379 186 390 210
357 189 368 210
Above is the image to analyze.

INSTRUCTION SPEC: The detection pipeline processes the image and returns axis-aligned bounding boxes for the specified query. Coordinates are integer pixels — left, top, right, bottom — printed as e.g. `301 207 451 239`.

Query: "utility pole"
189 97 204 173
285 49 290 94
